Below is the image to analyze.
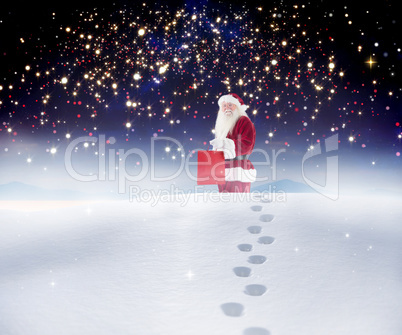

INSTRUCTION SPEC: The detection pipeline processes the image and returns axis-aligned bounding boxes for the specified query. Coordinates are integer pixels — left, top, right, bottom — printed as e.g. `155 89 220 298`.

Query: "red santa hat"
218 93 249 114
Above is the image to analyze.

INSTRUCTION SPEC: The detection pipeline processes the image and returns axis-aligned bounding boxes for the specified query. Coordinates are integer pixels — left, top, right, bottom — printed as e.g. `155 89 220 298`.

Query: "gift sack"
197 150 226 185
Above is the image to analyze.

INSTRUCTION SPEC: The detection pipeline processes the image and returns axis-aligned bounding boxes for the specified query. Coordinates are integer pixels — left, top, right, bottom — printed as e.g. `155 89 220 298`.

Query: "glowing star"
329 62 335 70
66 134 71 139
138 28 145 36
165 147 171 153
348 136 354 142
159 65 168 74
126 122 132 128
186 270 194 280
25 65 30 71
27 158 32 163
366 56 377 69
271 59 278 66
50 148 57 154
61 77 68 84
133 73 141 80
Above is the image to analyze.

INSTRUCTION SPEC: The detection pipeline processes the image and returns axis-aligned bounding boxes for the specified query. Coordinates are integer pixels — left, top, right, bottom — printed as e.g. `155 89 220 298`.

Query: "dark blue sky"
0 0 401 192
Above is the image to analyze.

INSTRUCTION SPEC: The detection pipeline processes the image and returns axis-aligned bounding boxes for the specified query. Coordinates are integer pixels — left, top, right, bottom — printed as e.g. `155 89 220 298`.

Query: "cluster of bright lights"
0 1 398 155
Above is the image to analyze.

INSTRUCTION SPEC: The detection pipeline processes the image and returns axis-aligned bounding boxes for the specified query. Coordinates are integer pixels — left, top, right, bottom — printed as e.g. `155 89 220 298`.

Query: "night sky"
0 0 401 193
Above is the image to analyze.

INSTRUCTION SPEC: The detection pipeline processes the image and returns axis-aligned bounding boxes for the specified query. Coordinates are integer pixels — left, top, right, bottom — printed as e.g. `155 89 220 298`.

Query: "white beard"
214 108 241 140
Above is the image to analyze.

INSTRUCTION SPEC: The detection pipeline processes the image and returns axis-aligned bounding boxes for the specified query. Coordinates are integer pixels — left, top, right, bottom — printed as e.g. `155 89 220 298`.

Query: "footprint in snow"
250 205 263 212
221 302 244 317
243 328 271 335
259 214 275 222
244 284 267 296
247 226 262 234
233 267 252 278
248 255 267 265
256 193 272 203
238 244 253 252
258 236 275 245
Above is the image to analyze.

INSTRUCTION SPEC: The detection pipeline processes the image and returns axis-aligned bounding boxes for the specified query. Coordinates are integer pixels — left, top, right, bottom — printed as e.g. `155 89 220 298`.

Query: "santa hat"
218 93 249 114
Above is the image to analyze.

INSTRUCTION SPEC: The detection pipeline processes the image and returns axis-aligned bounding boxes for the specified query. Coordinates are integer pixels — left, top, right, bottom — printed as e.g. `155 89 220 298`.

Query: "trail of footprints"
221 199 275 335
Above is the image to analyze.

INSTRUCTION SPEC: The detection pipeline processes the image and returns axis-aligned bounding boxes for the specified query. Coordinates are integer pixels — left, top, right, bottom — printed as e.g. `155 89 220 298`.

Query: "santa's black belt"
225 154 249 162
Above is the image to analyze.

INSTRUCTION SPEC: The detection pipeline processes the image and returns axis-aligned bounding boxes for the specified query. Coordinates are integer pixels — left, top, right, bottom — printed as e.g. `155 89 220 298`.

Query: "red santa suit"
210 93 257 193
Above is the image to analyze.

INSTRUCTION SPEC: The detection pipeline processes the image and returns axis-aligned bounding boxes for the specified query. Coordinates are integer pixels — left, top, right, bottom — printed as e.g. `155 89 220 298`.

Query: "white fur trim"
218 94 249 114
222 138 236 159
225 167 257 183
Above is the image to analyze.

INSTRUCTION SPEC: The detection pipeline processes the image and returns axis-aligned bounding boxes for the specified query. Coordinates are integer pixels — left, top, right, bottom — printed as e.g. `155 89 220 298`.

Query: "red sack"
197 150 226 185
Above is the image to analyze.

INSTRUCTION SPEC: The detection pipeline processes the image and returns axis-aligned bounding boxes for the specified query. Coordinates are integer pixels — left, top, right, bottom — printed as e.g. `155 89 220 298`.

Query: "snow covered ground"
0 192 401 335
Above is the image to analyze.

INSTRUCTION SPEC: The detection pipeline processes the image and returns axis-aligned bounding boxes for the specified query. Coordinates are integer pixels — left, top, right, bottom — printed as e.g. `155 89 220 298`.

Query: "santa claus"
210 93 257 193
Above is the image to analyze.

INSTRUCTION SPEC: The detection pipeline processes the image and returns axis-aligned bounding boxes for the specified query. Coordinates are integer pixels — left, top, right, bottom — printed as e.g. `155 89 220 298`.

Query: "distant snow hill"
251 179 316 193
0 182 121 201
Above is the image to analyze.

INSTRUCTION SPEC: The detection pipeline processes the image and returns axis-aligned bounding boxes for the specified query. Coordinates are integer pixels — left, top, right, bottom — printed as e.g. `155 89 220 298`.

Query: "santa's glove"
221 138 236 159
210 138 236 159
209 138 224 150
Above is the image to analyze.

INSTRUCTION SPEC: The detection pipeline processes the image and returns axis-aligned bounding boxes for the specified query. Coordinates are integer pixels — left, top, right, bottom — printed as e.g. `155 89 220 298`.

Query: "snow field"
220 200 276 335
0 193 401 335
